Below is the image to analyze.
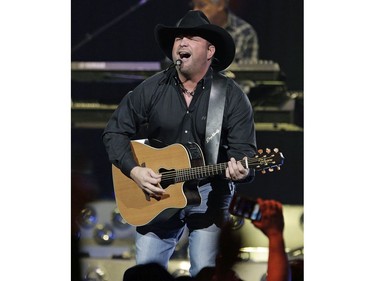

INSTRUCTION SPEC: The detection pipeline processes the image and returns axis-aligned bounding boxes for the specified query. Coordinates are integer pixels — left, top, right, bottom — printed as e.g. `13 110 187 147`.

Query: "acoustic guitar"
112 141 284 226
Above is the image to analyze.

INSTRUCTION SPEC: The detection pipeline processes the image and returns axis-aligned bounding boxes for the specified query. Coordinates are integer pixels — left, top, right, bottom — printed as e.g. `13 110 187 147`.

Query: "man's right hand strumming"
130 166 164 199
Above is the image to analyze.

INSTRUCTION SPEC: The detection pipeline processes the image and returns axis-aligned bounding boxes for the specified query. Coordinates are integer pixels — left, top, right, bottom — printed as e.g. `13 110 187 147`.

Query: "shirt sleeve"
102 89 148 178
224 81 257 182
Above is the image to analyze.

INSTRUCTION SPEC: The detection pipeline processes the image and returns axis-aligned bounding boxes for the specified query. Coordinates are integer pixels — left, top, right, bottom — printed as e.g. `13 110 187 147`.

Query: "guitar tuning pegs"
277 166 281 171
273 148 279 153
261 170 266 174
268 168 274 172
258 149 263 154
266 148 271 154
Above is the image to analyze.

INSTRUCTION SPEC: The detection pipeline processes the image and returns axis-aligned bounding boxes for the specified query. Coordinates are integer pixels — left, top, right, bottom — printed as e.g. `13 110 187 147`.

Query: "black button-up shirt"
102 67 257 180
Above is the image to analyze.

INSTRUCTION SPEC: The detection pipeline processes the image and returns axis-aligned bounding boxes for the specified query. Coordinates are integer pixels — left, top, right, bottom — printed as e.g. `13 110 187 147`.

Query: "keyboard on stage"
71 60 292 128
71 60 284 83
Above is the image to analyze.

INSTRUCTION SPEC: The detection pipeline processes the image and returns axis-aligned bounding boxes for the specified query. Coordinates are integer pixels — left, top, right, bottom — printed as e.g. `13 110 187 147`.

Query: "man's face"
192 0 223 24
172 34 215 77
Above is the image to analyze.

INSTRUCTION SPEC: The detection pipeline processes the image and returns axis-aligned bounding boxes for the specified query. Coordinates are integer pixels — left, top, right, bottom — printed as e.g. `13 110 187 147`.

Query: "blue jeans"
135 182 235 276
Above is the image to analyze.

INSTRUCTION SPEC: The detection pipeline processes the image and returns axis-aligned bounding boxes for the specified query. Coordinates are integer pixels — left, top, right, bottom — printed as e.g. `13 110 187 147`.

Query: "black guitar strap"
205 72 228 165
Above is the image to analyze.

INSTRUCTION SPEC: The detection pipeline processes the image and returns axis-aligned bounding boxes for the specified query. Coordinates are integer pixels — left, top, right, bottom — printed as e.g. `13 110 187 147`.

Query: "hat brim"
154 24 235 71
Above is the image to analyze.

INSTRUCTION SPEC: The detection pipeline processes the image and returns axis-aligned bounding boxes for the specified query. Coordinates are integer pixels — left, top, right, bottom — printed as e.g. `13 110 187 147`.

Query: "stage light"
229 214 244 230
93 224 115 245
171 260 191 277
77 206 97 229
112 207 130 230
84 266 108 281
171 268 190 278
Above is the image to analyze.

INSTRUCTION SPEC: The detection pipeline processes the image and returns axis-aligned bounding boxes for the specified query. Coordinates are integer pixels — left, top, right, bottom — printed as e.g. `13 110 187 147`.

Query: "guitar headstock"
251 148 285 174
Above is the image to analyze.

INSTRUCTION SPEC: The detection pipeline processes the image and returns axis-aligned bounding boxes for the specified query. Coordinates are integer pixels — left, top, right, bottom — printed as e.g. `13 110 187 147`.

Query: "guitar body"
112 141 204 226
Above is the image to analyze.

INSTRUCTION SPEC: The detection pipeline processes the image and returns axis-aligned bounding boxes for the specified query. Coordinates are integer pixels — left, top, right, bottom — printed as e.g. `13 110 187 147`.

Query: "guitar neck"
159 147 283 185
163 159 247 183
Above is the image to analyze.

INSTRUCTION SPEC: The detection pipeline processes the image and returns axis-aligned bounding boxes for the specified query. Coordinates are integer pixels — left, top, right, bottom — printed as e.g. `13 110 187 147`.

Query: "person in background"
251 198 291 281
195 198 291 281
192 0 259 63
123 262 175 281
102 10 257 277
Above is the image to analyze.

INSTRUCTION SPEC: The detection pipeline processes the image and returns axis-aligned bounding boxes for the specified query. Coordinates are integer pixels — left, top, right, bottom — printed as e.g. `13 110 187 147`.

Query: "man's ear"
207 44 216 61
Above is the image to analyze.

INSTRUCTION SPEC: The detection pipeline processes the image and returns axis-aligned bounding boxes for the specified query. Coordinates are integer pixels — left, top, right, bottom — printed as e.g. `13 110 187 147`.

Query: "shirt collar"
223 11 233 30
171 67 213 90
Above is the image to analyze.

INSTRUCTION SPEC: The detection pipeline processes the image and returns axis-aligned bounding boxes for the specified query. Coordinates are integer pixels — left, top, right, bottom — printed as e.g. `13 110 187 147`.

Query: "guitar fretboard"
160 150 282 185
161 159 248 183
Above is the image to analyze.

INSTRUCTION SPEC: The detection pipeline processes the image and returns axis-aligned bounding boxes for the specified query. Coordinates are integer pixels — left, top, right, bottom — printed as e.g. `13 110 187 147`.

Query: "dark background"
72 0 303 90
71 0 304 205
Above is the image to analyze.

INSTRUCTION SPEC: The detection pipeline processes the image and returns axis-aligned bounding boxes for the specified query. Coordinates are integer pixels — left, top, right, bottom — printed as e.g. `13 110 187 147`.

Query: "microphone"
164 59 182 72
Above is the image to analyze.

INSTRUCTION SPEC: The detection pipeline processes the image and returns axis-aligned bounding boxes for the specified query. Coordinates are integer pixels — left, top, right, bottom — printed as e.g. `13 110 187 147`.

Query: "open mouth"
178 51 191 61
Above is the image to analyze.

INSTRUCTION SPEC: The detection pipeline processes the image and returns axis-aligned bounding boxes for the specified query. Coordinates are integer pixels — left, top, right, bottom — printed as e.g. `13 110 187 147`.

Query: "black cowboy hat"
154 10 235 71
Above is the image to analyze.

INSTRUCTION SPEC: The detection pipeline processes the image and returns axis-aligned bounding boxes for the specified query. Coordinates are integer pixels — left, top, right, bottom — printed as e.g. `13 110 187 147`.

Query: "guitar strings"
158 156 277 181
158 157 275 179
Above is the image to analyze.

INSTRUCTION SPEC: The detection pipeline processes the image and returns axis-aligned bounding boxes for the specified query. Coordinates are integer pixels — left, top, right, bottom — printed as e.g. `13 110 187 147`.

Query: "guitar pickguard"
159 167 176 189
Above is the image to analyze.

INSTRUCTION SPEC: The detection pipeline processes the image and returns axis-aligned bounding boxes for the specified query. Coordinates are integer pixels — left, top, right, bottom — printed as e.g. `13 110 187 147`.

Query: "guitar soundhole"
159 168 176 189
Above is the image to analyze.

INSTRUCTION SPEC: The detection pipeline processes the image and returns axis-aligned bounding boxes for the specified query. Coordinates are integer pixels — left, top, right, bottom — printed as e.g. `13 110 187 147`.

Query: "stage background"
71 0 304 207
